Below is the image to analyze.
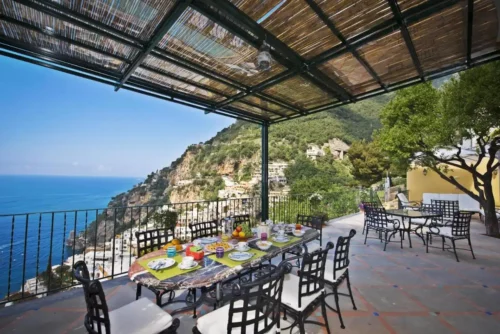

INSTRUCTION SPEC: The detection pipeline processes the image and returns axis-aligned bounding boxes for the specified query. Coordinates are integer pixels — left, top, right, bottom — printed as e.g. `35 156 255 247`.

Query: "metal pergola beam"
309 0 459 67
272 49 500 124
192 0 352 102
261 122 269 220
115 0 192 91
304 0 386 91
14 0 142 48
467 0 474 66
387 0 425 80
0 14 131 64
152 49 303 114
13 0 305 117
0 47 264 125
138 64 287 118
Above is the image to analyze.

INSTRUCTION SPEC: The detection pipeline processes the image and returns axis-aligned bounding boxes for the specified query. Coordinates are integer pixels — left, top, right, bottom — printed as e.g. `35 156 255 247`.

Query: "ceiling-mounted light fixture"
256 41 272 72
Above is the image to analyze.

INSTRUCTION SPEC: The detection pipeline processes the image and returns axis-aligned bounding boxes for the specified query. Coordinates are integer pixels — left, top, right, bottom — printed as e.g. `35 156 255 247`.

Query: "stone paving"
1 213 499 333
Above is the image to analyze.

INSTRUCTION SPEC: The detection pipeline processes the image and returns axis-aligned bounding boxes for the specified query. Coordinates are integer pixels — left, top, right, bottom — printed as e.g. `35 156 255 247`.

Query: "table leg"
216 282 222 308
407 219 412 248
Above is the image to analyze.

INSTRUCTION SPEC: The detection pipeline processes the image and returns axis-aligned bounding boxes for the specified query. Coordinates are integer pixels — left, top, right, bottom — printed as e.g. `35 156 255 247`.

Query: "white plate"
228 252 254 261
234 245 250 252
203 243 234 253
148 258 176 271
178 262 198 270
199 237 219 245
272 236 290 243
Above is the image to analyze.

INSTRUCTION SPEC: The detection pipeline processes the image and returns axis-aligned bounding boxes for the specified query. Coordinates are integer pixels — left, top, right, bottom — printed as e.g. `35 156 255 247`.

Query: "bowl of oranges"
232 224 253 241
162 239 184 252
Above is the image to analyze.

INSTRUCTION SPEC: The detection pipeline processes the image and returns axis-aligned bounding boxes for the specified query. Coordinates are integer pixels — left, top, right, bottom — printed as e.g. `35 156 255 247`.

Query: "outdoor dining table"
128 227 319 315
385 209 442 248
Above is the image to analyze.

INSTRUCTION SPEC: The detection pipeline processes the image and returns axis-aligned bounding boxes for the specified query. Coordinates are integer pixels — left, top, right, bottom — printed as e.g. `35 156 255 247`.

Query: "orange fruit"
239 231 246 238
171 239 180 246
175 244 183 251
232 230 239 237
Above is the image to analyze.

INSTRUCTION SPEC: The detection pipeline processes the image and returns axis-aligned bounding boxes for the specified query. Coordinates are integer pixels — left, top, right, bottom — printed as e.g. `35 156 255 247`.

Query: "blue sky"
0 56 235 177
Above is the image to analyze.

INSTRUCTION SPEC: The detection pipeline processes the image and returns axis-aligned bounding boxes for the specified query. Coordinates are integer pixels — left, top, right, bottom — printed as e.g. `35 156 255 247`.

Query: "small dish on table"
228 252 254 261
147 258 176 271
256 240 272 251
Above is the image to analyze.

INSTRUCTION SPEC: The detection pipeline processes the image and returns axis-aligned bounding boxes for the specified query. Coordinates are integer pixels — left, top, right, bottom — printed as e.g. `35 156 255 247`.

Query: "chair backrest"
396 193 409 204
227 265 286 334
296 214 323 231
431 199 459 219
364 206 389 228
189 220 219 240
74 261 110 334
419 203 442 215
333 229 356 280
135 228 174 257
297 242 334 309
452 211 473 237
232 214 251 230
74 260 91 283
361 201 379 210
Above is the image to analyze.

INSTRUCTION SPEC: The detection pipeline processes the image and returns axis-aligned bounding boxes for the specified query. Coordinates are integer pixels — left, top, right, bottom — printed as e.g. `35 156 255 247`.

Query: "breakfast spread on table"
204 241 234 252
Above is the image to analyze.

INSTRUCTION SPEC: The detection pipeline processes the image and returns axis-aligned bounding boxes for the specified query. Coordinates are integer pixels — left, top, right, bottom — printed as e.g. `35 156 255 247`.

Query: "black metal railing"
0 189 371 304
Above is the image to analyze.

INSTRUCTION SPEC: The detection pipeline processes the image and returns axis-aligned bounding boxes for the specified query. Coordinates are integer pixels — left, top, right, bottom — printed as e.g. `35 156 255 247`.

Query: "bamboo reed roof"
0 0 499 124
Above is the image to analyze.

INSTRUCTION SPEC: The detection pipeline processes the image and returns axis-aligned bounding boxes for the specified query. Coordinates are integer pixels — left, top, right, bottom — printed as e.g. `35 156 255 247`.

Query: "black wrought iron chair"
193 263 287 334
135 228 175 306
282 214 323 263
188 220 219 240
231 214 251 230
324 229 357 329
281 242 334 334
297 214 323 246
396 192 420 209
73 261 180 334
364 206 402 251
361 201 380 235
431 199 459 225
426 211 475 262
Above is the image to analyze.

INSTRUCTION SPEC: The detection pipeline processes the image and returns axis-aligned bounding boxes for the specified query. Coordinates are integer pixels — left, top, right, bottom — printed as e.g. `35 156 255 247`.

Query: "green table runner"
272 236 301 248
138 254 200 281
209 248 267 268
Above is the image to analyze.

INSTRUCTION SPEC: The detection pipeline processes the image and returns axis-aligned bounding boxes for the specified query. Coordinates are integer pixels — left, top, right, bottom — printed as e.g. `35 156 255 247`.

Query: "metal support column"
261 122 269 221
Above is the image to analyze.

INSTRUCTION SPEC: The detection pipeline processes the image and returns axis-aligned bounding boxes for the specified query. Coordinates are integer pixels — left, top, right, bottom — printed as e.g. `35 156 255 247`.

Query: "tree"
377 63 500 236
348 140 391 187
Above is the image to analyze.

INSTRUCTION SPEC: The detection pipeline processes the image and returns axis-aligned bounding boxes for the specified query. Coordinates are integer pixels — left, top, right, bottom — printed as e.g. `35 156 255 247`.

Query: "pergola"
1 0 499 218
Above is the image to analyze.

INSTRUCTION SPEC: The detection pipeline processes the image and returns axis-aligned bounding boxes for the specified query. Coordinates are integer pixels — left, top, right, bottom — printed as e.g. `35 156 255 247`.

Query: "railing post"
216 197 220 222
261 122 269 220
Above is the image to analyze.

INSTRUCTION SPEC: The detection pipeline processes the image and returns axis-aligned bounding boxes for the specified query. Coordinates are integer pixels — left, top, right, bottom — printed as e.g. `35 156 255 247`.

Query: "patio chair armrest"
388 219 401 230
428 225 441 234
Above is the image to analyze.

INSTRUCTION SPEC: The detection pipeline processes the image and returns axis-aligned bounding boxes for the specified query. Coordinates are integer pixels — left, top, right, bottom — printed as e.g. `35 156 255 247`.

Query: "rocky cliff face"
87 95 391 244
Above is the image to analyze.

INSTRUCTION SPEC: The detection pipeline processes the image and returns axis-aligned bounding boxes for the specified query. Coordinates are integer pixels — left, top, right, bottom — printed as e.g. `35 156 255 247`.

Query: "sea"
0 175 140 299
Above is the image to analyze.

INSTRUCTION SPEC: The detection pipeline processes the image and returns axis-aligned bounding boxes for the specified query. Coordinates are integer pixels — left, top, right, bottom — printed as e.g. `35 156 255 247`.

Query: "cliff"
88 94 391 242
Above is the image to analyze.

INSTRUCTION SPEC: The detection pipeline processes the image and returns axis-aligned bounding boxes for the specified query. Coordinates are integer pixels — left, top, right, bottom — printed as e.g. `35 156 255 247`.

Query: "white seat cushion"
432 227 454 238
458 194 480 212
281 274 323 311
108 297 173 334
324 266 346 284
196 300 277 334
411 218 428 225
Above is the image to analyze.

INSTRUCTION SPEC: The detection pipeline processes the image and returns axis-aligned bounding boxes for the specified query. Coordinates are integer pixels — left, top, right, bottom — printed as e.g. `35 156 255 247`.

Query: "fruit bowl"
232 235 252 241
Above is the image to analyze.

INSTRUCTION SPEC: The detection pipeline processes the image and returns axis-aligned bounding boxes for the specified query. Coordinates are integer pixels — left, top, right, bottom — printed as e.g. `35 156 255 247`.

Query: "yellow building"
407 161 500 206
